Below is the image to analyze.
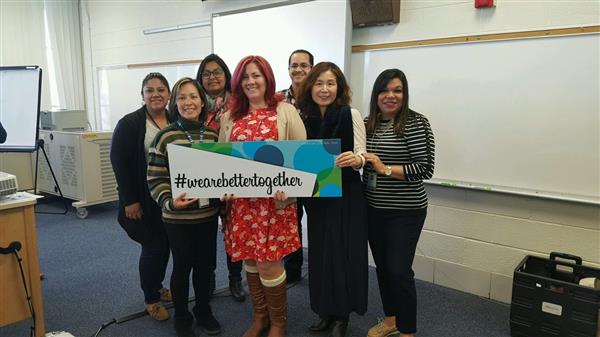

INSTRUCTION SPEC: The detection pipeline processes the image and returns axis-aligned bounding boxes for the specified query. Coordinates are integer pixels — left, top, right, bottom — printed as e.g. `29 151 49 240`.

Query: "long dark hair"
297 62 351 119
366 68 411 135
168 77 208 122
196 53 232 94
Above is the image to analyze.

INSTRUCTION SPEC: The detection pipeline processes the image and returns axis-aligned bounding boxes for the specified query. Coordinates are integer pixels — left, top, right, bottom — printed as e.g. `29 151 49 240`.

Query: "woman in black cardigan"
110 72 173 321
297 62 368 337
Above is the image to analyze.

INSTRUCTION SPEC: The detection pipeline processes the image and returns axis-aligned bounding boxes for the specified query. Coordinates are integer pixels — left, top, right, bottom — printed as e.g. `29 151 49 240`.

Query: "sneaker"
159 288 172 302
367 319 399 337
196 311 222 335
145 302 169 321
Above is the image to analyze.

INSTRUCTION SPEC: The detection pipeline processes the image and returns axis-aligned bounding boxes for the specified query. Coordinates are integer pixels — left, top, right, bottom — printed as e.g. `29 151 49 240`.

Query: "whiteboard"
211 0 351 92
96 64 197 131
0 66 42 152
359 34 599 202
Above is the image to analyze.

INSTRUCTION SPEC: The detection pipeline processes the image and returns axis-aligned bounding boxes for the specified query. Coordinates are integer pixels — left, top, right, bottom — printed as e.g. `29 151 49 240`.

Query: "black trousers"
164 219 218 322
284 199 304 276
118 204 170 304
368 206 426 334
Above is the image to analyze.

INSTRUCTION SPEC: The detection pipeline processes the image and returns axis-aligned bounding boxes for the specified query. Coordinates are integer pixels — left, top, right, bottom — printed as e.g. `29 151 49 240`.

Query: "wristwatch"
384 165 392 176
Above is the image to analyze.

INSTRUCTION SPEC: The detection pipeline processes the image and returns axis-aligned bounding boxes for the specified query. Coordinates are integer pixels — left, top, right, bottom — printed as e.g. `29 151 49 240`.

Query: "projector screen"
211 0 351 92
0 66 42 152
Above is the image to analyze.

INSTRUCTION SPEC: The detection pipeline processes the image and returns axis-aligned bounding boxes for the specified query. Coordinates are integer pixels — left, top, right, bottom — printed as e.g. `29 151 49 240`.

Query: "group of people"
110 49 435 337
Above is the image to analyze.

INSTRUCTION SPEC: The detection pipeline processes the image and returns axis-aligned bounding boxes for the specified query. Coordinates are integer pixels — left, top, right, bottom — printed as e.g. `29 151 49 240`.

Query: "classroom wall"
80 0 600 303
353 0 600 303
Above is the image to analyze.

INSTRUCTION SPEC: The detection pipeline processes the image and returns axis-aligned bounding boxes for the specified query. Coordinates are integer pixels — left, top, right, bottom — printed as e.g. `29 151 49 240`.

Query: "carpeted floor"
1 201 512 337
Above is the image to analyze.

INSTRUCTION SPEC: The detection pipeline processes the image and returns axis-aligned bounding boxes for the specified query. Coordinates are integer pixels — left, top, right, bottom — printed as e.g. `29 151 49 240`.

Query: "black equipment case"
510 252 600 337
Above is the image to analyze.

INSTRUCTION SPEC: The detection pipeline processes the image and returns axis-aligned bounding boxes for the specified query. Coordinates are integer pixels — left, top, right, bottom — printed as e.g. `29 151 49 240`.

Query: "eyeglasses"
289 63 311 70
201 69 224 79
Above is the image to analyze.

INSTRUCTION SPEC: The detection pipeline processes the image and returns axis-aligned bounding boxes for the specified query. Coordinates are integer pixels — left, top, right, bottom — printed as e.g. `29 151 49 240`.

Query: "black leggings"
164 219 218 321
368 207 426 334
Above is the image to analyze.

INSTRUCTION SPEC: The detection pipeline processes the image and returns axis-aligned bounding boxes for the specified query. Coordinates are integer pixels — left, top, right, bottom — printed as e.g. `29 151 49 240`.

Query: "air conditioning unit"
350 0 401 28
37 130 117 218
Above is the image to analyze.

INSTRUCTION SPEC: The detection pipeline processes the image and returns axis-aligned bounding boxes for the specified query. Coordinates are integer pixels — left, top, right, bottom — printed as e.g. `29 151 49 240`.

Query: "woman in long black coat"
297 62 368 337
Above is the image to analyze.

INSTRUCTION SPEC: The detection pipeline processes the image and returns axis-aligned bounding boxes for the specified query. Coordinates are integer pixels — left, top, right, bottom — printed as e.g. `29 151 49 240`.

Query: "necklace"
368 119 394 153
146 110 164 129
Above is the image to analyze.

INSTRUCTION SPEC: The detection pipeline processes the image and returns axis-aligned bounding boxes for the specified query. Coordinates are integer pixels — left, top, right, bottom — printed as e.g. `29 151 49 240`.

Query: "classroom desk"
0 192 44 337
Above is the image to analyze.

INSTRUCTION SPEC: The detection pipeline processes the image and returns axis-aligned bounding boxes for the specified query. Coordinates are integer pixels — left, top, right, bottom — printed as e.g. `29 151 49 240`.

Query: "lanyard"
176 119 204 143
146 110 164 130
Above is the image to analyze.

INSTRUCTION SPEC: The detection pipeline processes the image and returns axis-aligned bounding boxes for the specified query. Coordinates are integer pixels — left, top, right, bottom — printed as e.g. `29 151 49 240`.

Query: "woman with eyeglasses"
148 77 222 337
219 55 306 337
110 72 173 322
362 69 435 337
297 62 368 337
196 54 247 303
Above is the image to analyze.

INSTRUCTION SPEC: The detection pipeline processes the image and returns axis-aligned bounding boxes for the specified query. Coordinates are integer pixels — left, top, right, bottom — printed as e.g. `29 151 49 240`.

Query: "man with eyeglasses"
278 49 313 284
279 49 314 108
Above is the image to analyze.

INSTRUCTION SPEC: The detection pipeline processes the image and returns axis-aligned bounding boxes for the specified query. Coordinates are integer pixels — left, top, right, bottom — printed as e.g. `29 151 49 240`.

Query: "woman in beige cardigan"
219 55 306 337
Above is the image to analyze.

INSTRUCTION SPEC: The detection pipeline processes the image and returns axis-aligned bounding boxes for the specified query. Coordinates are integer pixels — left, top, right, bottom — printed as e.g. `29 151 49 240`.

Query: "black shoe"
196 311 222 335
175 316 197 337
208 271 216 299
309 316 334 332
229 278 247 302
327 320 348 337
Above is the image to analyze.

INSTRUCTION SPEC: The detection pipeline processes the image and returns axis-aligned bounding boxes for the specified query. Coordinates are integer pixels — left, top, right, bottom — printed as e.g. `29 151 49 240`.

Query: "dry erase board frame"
357 33 599 204
211 0 352 92
95 62 199 131
0 66 42 152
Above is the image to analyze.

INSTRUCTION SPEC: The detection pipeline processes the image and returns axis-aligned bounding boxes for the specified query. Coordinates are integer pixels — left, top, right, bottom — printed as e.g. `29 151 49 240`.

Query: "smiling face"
241 62 266 106
311 70 338 113
288 52 312 88
201 61 226 97
176 82 203 121
377 78 404 119
142 78 170 114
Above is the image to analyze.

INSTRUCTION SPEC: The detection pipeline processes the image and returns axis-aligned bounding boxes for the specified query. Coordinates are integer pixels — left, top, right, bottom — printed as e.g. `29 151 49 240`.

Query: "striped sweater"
147 119 220 224
362 111 435 209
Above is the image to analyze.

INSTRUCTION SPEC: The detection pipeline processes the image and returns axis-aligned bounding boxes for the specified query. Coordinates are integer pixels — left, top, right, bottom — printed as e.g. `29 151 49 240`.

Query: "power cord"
90 267 308 337
1 241 36 337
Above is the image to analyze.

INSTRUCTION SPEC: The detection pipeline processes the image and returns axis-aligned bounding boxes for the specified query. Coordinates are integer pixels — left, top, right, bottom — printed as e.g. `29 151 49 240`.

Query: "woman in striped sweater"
147 77 222 337
362 69 435 337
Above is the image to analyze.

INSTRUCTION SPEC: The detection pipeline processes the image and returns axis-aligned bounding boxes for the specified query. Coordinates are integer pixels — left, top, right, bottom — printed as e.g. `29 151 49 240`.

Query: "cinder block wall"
413 185 599 303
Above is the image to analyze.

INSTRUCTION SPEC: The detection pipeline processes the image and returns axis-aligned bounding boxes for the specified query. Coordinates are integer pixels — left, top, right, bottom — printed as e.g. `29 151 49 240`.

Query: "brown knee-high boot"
243 270 270 337
263 275 287 337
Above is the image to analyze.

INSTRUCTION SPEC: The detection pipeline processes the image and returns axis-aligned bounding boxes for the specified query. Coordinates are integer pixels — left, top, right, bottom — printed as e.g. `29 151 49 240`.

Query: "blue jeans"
139 232 170 303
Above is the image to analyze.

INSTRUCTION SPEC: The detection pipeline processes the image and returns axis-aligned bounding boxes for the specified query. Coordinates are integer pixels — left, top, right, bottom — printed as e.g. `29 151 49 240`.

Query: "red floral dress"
224 109 300 262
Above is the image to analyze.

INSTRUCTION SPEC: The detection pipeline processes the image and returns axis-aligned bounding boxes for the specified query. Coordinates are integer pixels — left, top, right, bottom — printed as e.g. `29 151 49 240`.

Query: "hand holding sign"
172 192 199 210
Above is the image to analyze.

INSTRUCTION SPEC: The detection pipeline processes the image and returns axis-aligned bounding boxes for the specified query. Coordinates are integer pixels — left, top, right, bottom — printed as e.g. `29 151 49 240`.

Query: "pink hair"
228 55 283 120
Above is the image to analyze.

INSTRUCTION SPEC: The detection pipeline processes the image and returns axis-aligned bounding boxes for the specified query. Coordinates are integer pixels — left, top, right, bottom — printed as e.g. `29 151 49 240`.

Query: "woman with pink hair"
219 55 306 337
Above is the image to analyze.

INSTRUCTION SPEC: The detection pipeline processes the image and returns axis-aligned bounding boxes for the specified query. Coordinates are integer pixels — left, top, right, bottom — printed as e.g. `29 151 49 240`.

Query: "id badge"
366 172 377 191
199 198 210 207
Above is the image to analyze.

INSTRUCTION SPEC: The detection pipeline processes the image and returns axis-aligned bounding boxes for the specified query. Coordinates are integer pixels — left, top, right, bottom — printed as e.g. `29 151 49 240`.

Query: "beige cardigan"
218 101 307 142
218 101 307 204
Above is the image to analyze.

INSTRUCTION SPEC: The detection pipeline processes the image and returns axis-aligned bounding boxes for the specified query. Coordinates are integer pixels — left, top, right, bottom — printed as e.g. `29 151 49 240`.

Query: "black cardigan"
110 106 171 214
304 105 361 183
0 121 6 143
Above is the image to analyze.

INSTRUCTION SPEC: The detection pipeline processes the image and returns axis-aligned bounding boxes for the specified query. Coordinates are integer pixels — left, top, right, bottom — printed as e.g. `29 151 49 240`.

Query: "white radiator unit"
37 130 117 218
